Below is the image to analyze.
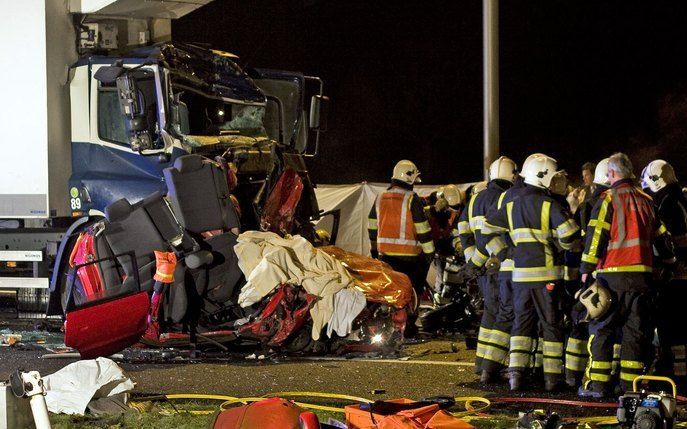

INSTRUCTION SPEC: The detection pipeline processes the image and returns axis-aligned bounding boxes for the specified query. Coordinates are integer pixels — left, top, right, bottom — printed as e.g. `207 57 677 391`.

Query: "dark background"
174 0 687 185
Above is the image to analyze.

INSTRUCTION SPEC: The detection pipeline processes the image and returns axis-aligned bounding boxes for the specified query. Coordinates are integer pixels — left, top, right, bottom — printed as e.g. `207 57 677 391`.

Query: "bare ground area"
0 336 621 428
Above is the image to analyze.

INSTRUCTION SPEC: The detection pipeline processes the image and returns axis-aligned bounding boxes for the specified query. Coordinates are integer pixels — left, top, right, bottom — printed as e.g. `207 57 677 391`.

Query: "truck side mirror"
115 74 152 152
309 95 329 131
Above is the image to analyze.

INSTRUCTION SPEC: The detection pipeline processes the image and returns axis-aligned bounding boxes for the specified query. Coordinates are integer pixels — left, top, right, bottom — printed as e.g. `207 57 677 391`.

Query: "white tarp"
43 357 134 415
314 182 473 255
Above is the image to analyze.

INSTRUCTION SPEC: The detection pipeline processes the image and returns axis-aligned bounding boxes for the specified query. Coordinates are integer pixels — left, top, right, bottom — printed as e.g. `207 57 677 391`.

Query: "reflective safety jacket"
457 179 512 268
485 179 527 276
653 183 687 262
484 184 580 283
368 184 435 257
580 179 673 275
576 185 609 237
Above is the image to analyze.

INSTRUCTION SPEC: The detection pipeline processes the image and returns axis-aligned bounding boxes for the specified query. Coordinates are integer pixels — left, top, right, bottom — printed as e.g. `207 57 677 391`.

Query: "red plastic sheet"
319 246 413 309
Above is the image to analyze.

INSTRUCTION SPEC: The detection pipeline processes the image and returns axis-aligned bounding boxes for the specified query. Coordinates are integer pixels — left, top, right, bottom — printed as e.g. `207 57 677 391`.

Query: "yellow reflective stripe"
485 236 507 255
367 218 378 230
565 354 589 370
541 201 551 233
587 196 611 262
489 329 510 347
497 192 506 210
482 344 508 364
471 248 488 267
590 373 611 382
656 223 668 236
457 221 471 234
543 341 564 355
510 336 533 349
421 240 435 254
155 271 174 282
543 359 563 374
581 253 600 264
591 361 612 369
482 222 508 234
621 360 643 369
588 219 611 230
556 219 579 239
500 259 514 271
415 221 431 234
512 266 563 282
464 246 475 261
380 251 421 257
566 338 588 353
469 215 486 231
506 202 514 233
510 228 550 243
597 265 652 273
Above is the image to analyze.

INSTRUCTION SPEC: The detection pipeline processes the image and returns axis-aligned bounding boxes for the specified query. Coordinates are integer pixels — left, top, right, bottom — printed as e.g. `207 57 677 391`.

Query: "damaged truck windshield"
172 89 268 139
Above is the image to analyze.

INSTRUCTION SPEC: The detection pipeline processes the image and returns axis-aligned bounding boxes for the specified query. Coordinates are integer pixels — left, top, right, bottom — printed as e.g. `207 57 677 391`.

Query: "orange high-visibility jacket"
581 179 673 274
368 187 434 257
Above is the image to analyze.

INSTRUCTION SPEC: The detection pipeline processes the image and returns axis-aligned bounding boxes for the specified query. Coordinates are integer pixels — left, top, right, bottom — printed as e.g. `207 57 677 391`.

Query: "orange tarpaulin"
320 246 413 309
345 399 474 429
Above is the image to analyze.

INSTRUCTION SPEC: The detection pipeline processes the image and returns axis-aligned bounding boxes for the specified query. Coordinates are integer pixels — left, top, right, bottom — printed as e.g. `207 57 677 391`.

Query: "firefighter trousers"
481 274 514 373
656 280 687 385
476 272 502 373
587 273 653 393
509 282 565 381
380 255 428 332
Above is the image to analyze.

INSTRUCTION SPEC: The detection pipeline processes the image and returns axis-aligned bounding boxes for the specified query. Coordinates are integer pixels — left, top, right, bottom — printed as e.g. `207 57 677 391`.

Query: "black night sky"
174 1 687 186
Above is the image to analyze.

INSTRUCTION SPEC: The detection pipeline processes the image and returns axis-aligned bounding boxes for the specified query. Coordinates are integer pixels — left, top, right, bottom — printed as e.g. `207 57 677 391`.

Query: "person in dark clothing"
579 153 675 398
485 154 581 392
641 160 687 390
459 156 517 382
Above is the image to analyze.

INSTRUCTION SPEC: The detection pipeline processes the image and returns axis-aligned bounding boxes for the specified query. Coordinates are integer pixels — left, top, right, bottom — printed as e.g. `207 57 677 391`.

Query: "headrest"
105 198 134 223
174 155 205 174
140 191 165 207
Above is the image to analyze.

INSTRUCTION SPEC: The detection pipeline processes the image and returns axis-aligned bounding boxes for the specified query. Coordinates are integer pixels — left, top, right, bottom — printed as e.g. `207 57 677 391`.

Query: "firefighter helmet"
594 158 611 186
471 181 488 196
437 184 464 207
578 280 612 321
392 160 421 184
488 156 518 183
641 160 677 193
519 153 546 178
522 155 559 189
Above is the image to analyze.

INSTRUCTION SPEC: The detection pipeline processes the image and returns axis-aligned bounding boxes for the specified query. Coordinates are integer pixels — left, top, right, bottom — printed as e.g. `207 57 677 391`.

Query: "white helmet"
471 181 488 196
641 160 677 193
437 184 464 207
489 156 518 183
519 153 546 178
593 158 611 186
577 281 612 321
392 160 421 184
522 154 559 189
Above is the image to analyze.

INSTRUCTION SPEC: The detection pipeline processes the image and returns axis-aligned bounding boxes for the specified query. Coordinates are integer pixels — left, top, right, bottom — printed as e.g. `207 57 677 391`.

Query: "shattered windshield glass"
174 89 268 138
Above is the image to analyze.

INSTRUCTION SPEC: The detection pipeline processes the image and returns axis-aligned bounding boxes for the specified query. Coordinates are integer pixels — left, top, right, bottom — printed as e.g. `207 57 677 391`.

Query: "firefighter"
368 160 435 337
484 154 580 392
425 185 465 294
564 158 611 387
459 156 517 382
579 153 675 398
641 160 687 389
482 153 546 382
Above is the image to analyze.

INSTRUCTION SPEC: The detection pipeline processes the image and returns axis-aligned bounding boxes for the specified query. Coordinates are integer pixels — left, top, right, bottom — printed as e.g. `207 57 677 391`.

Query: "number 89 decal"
69 187 82 210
